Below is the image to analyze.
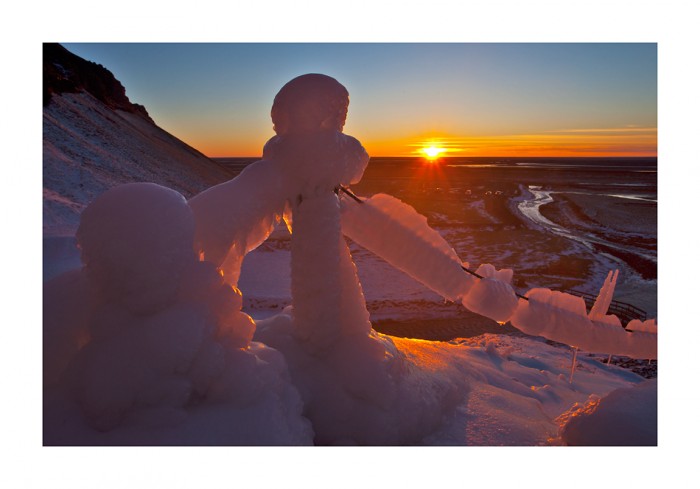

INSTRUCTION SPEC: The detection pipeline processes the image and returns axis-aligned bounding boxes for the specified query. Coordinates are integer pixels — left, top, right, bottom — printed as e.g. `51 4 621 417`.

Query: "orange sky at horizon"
63 44 657 160
197 127 658 158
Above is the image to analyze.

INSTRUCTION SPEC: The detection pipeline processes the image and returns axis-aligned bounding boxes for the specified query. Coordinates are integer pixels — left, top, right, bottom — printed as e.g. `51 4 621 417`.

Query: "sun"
421 146 444 160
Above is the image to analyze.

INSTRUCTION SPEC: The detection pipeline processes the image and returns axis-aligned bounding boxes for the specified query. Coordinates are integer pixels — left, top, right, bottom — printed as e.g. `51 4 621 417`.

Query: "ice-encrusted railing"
562 289 647 324
338 185 657 364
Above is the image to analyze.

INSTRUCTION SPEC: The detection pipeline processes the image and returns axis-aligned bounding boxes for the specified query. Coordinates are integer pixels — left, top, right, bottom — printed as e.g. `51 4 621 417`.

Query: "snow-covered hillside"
43 44 232 235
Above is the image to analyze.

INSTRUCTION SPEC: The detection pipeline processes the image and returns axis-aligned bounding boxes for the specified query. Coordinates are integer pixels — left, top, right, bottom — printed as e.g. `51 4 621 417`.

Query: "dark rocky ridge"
43 44 235 234
43 43 153 123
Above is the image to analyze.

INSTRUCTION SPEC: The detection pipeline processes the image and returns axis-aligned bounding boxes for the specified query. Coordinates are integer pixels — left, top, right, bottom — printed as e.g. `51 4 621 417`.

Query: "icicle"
569 347 579 384
589 269 618 319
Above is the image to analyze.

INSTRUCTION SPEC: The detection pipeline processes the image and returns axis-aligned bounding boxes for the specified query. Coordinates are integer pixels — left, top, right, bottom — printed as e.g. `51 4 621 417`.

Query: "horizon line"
208 154 659 159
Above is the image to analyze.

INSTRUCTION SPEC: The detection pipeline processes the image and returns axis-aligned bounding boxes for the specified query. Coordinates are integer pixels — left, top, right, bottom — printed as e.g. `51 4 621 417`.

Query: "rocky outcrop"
43 43 152 122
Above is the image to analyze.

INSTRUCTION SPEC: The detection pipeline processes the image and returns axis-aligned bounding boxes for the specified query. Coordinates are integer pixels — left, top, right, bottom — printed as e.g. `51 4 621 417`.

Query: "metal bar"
338 185 364 204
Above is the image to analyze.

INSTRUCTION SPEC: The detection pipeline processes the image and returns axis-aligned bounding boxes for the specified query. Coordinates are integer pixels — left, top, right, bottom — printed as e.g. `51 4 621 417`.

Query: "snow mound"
255 310 468 445
76 182 195 315
44 183 313 445
557 379 657 446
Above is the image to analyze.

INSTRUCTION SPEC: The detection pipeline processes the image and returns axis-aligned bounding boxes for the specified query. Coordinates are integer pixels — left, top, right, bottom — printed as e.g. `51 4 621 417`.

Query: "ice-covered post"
265 74 373 354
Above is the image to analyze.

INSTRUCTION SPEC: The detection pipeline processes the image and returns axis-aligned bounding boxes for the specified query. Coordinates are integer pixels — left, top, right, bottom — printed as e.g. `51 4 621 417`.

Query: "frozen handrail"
339 184 655 359
338 185 531 301
339 185 649 320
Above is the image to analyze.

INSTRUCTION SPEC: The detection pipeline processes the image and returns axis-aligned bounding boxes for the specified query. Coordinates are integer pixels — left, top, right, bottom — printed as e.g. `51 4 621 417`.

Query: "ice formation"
340 192 477 302
44 73 657 446
188 74 467 443
44 183 312 445
589 269 618 319
338 192 656 359
461 264 519 323
76 183 195 315
189 74 372 352
627 318 658 333
508 271 657 359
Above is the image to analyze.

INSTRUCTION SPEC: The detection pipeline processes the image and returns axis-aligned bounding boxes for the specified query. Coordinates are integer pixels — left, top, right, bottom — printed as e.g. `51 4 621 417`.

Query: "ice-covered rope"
338 185 656 359
338 185 530 301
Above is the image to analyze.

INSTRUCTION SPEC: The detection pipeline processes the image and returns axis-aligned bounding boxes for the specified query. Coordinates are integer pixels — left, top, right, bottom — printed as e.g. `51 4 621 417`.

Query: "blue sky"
62 43 656 157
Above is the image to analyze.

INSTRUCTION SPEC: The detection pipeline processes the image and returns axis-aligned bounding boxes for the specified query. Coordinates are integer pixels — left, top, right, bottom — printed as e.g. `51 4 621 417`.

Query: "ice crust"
627 318 658 333
510 288 657 359
462 264 519 323
340 193 476 302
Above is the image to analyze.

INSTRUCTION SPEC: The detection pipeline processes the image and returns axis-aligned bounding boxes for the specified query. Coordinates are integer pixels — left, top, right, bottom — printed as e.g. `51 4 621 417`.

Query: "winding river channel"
516 185 657 264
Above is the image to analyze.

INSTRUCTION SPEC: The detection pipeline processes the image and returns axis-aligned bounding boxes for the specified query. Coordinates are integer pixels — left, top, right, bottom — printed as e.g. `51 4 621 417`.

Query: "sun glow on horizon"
421 146 445 160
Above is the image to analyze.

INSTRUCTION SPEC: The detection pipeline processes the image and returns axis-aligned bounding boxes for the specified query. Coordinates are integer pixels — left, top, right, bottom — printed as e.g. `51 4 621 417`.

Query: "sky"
62 43 657 158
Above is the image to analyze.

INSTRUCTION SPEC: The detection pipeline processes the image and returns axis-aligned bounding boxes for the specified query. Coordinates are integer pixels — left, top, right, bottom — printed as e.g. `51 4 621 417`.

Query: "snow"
43 91 232 235
43 73 657 447
76 183 196 315
49 202 653 445
556 378 657 445
44 183 312 445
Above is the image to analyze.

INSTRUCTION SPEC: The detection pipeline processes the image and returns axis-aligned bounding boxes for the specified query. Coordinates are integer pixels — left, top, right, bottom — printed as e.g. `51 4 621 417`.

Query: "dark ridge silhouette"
43 43 153 123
